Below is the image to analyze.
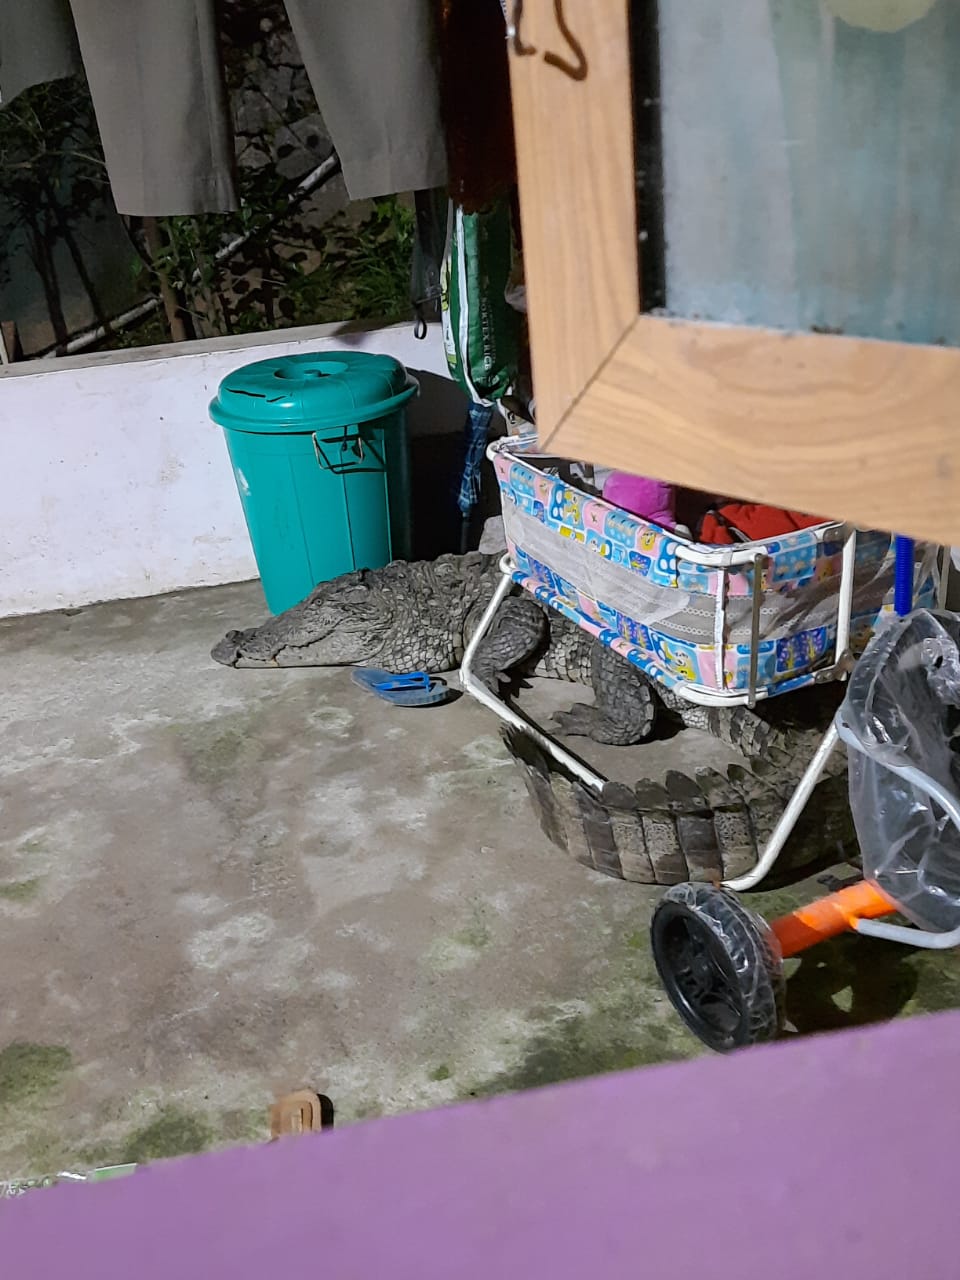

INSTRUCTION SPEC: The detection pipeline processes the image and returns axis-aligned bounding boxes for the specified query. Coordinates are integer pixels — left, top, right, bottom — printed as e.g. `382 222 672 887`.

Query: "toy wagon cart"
650 609 960 1051
461 433 943 892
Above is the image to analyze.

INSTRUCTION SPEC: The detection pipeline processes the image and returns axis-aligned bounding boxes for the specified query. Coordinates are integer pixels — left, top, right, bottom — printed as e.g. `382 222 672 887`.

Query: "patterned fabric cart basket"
461 436 943 888
491 434 937 706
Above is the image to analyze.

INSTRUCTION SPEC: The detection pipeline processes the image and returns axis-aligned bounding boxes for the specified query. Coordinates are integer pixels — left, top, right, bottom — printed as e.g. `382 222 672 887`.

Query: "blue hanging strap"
457 401 496 519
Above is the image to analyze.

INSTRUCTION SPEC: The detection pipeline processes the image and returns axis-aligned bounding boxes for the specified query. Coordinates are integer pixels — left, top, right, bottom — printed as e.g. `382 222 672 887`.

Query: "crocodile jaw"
210 613 386 668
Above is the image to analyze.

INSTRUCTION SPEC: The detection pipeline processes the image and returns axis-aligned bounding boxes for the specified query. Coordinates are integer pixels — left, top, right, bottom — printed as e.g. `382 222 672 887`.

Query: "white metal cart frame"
461 460 950 893
460 546 853 891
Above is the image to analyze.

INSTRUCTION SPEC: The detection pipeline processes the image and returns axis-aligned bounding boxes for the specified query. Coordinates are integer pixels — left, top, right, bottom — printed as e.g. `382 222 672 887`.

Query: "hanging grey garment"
68 0 238 215
282 1 447 200
0 0 238 215
0 0 445 215
0 0 81 102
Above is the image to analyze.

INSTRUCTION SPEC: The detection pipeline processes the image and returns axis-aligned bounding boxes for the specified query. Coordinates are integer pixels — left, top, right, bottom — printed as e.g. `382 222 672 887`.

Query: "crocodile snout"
210 629 246 667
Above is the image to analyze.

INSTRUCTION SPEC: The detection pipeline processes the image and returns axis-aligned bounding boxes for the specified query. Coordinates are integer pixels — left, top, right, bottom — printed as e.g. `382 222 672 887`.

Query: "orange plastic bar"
772 881 897 959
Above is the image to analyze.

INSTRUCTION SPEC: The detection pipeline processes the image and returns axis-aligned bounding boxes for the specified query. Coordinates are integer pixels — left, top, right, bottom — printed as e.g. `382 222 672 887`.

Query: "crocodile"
211 553 659 743
212 553 500 672
212 553 853 882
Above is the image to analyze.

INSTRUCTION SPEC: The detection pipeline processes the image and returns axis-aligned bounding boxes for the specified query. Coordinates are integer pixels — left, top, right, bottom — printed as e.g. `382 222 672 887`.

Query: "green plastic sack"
441 196 520 405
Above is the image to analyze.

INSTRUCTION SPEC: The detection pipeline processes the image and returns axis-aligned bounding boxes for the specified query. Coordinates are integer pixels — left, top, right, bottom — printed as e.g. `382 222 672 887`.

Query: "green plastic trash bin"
210 351 416 614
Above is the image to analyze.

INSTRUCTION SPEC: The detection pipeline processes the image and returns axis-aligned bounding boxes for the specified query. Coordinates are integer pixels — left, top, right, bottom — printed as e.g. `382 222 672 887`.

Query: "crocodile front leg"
469 593 549 692
552 642 657 745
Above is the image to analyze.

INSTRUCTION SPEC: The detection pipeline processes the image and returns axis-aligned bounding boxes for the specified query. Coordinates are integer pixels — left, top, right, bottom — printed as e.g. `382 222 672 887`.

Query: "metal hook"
507 0 537 57
543 0 588 81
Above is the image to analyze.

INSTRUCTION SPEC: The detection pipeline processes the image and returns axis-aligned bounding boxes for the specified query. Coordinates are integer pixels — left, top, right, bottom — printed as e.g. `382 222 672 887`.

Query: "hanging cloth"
458 401 496 521
0 1 448 215
433 0 517 213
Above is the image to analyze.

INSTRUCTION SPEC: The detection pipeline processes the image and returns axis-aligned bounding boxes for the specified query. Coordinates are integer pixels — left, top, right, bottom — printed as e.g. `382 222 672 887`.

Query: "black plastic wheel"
651 883 785 1052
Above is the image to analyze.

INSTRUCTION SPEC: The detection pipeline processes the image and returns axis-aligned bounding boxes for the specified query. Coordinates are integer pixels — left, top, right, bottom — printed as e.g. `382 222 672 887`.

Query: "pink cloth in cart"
602 472 677 530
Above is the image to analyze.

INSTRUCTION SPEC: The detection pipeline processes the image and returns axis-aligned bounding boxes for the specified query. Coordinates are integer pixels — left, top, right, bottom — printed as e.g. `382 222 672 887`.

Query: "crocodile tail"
660 698 786 758
503 727 855 885
657 686 845 765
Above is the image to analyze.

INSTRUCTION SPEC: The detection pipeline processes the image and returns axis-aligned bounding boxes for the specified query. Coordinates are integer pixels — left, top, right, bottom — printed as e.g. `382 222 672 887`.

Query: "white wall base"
0 322 461 618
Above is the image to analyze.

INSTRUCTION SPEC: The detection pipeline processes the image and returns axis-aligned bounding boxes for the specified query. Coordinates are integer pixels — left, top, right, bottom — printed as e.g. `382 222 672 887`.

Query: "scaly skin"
473 587 851 883
468 592 657 745
212 553 601 687
212 554 499 671
506 725 853 885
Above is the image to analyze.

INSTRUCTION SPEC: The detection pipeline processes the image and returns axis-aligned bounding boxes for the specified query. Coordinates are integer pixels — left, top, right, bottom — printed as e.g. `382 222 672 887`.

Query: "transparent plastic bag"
839 610 960 932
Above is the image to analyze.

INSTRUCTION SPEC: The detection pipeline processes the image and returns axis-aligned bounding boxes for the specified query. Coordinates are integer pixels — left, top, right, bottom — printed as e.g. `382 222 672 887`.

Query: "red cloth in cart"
698 503 824 545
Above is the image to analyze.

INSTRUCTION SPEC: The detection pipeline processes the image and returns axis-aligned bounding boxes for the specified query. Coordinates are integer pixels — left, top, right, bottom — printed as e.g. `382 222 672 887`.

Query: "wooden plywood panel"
509 0 960 540
554 315 960 545
658 0 960 345
507 0 638 438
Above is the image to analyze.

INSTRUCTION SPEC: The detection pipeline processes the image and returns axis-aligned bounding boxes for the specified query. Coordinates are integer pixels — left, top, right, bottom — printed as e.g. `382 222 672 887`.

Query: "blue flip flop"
351 668 454 707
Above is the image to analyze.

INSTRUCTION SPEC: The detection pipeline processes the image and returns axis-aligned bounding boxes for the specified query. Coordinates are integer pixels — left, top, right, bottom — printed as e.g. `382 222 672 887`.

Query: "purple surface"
3 1013 958 1278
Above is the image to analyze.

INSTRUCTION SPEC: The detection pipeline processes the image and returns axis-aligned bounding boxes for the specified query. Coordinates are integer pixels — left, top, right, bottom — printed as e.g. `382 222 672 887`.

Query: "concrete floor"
2 583 960 1179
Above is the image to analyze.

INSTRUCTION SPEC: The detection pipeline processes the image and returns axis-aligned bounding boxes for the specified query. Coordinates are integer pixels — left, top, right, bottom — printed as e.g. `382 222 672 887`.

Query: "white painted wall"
0 321 460 617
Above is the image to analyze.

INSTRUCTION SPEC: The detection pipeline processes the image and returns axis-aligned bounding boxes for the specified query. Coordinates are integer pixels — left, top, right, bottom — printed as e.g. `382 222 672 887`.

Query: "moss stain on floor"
120 1108 215 1165
0 1044 72 1116
465 924 701 1099
0 1043 72 1107
0 878 42 903
751 882 960 1031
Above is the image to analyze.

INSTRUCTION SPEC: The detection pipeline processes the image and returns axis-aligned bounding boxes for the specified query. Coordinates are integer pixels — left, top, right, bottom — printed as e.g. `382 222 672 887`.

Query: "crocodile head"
211 576 398 668
211 553 499 671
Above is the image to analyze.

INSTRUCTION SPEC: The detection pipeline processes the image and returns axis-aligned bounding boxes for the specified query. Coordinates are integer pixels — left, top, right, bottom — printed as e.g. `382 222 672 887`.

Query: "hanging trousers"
0 0 447 214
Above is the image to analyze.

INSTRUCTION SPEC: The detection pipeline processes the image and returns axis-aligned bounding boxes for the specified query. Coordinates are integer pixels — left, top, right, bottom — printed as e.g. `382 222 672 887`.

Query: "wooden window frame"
507 0 960 544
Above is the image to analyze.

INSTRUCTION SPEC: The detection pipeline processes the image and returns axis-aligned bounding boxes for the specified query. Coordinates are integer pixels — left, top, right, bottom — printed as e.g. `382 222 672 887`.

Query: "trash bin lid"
209 351 417 433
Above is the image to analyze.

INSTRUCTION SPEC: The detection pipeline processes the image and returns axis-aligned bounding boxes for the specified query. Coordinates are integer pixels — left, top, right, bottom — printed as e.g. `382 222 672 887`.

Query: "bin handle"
313 429 366 473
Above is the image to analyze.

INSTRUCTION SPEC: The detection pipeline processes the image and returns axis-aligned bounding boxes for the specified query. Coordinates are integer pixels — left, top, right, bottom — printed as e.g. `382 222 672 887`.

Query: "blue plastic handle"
894 535 914 617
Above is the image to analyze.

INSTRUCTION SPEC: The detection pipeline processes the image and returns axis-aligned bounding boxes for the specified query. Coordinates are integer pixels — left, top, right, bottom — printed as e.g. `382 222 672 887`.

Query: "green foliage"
130 0 417 343
135 186 415 342
0 77 111 343
233 197 416 333
0 76 108 233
